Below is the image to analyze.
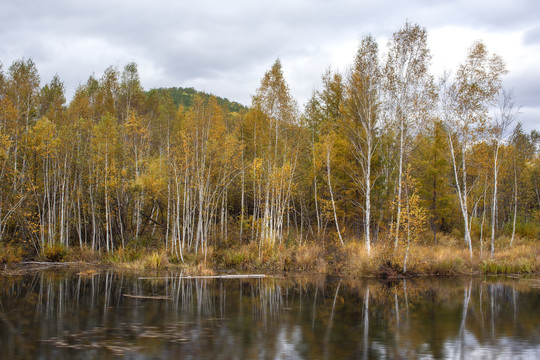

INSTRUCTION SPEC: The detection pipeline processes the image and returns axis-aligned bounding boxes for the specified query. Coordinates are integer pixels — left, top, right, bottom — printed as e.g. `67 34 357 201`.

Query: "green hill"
149 87 248 114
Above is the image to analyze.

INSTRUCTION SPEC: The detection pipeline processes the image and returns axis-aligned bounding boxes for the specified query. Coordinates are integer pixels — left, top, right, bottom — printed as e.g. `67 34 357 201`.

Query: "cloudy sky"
1 0 539 131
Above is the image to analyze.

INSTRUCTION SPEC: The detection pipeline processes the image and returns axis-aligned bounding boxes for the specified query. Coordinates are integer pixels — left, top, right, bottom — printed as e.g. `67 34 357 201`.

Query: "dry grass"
4 233 537 276
212 241 328 273
338 234 539 277
66 245 101 263
418 245 472 275
293 244 326 272
343 241 384 276
143 251 170 270
104 248 170 270
479 243 538 274
182 261 215 276
216 242 258 269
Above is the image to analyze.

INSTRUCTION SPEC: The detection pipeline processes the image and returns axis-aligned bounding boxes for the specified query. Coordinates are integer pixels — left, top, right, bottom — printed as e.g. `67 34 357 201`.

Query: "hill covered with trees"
149 86 247 114
0 22 538 274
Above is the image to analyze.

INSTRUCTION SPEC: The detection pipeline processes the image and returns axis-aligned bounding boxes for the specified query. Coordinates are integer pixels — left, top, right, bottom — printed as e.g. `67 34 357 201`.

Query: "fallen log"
139 274 266 280
123 294 171 300
21 261 79 265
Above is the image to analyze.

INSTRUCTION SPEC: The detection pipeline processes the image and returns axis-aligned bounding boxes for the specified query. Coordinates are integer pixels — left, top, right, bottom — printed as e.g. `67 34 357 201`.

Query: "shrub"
126 235 163 251
43 243 68 262
0 242 24 263
503 218 540 240
143 251 169 270
224 249 247 267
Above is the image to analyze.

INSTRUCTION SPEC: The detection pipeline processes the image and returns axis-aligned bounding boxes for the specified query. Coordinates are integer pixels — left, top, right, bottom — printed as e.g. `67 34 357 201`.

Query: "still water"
0 271 539 359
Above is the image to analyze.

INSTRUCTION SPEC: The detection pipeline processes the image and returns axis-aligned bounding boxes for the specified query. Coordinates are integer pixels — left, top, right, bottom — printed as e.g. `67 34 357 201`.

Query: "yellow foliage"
42 243 68 262
28 117 59 155
391 166 428 271
0 243 24 264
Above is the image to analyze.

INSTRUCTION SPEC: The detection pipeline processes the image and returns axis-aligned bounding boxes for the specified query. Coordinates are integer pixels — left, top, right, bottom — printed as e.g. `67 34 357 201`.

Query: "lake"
0 270 539 359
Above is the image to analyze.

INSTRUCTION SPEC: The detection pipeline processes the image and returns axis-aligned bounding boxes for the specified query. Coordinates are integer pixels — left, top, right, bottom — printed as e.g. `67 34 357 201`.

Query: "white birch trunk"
240 142 245 242
394 119 404 251
403 187 410 273
365 131 372 256
327 146 344 246
480 179 488 258
510 166 517 246
448 135 473 259
490 143 499 258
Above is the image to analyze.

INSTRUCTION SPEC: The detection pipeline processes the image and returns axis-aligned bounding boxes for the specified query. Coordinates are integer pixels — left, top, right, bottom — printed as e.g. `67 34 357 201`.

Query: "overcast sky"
1 0 539 131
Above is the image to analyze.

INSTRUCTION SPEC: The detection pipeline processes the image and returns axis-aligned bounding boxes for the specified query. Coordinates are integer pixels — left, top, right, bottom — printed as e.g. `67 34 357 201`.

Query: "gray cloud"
524 26 540 46
1 0 539 131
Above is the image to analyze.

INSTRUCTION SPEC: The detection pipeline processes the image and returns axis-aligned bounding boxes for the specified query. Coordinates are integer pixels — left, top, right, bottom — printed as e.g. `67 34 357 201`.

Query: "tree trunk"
365 134 371 256
510 165 517 246
448 136 473 259
394 117 404 252
491 143 499 259
327 145 344 246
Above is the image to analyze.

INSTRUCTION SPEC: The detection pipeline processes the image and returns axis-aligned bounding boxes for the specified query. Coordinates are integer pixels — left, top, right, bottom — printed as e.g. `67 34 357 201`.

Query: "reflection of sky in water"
0 272 539 359
275 325 303 360
444 333 540 359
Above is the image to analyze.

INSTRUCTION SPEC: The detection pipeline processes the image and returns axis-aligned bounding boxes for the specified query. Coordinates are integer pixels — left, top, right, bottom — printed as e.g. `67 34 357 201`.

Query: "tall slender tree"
384 22 435 252
343 35 382 255
250 59 299 247
489 90 517 256
440 41 506 258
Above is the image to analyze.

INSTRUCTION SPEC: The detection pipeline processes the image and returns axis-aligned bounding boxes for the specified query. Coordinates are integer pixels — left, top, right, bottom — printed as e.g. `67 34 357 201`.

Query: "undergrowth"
3 234 538 276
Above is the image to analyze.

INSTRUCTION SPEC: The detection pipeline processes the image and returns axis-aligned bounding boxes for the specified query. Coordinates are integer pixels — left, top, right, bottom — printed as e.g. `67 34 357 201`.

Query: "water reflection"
0 272 539 359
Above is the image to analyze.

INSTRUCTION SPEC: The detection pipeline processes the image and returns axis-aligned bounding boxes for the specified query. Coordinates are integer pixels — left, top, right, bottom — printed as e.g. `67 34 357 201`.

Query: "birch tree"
384 22 435 252
508 123 533 245
5 58 40 129
125 111 150 240
0 98 26 243
119 62 144 120
489 90 517 256
440 41 506 258
92 114 121 252
305 70 345 240
343 35 381 255
250 59 299 247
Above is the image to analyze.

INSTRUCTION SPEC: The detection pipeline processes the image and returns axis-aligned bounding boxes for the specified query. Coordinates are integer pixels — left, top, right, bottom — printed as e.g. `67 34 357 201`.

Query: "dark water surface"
0 271 539 359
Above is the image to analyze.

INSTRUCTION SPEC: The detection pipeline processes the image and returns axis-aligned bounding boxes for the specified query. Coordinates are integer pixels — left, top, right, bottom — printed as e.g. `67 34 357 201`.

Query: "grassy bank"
1 235 538 277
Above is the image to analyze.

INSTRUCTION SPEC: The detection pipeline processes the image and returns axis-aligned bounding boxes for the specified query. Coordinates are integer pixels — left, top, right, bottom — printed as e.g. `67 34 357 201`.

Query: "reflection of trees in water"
0 273 538 359
168 275 216 316
323 279 341 360
362 285 369 360
252 279 283 320
339 277 539 359
444 280 531 359
455 279 472 359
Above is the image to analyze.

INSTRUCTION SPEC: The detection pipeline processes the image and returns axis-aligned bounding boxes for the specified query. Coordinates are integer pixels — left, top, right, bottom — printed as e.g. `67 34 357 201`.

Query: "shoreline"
2 258 538 279
2 237 538 278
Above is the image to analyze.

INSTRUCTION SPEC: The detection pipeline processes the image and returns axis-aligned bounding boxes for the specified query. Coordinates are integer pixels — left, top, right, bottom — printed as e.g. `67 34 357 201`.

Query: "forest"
0 22 538 274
